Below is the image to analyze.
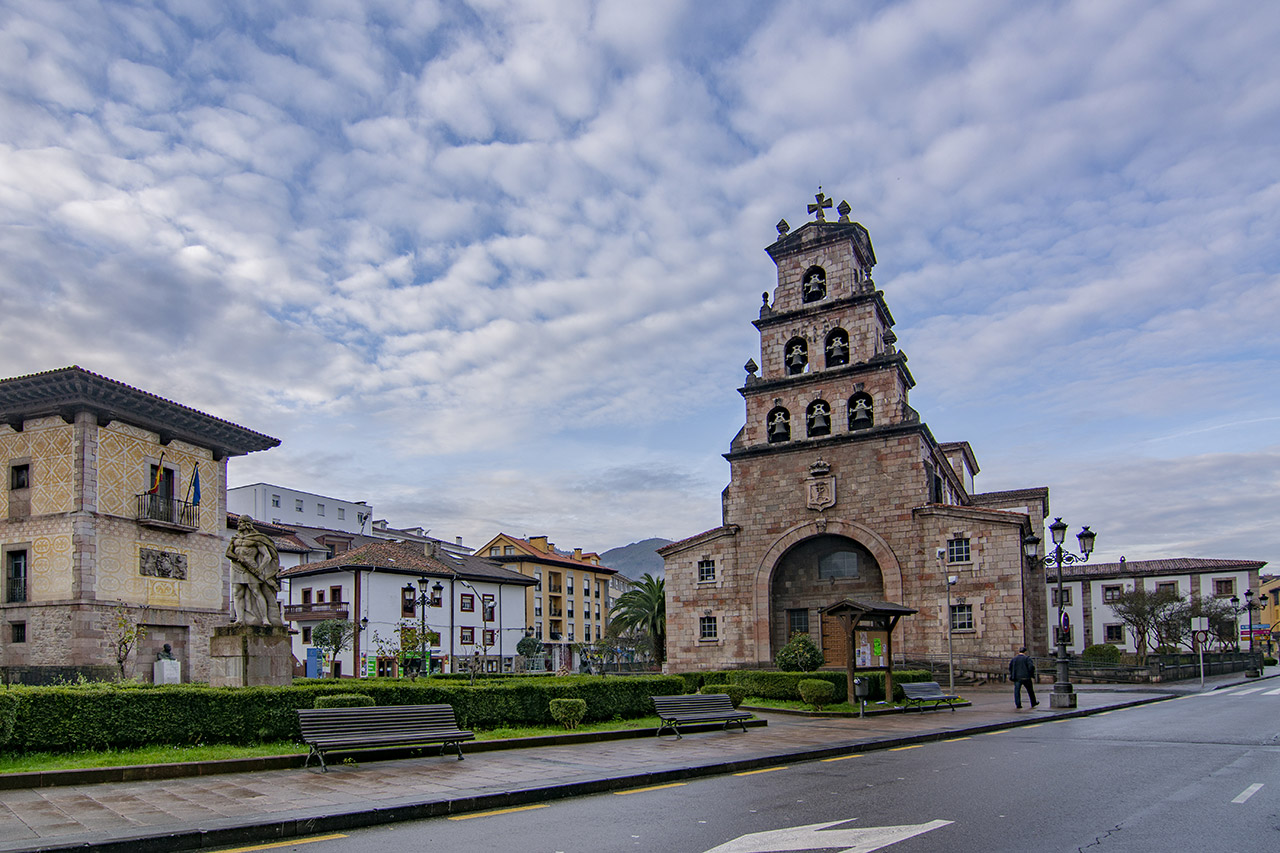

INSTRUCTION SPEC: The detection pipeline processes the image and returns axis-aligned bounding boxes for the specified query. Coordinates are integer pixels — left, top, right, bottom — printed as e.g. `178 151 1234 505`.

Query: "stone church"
661 194 1051 672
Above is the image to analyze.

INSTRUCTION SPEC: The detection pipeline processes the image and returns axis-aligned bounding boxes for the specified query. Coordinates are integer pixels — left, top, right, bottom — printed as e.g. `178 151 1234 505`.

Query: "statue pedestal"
209 625 292 687
152 658 182 684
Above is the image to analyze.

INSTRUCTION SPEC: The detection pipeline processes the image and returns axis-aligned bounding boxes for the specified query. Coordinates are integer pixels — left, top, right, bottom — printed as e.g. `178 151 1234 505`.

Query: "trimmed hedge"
1082 644 1122 664
0 675 684 753
686 669 935 703
314 693 375 708
700 683 746 708
0 692 16 746
798 679 835 711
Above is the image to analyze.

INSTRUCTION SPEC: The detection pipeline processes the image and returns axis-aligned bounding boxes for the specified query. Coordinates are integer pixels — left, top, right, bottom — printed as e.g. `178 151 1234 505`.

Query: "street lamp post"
1230 589 1268 678
404 578 443 678
946 573 958 693
1023 517 1096 710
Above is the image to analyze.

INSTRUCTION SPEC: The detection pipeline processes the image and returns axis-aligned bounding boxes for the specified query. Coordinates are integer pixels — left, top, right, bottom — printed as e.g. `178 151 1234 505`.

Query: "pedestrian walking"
1009 647 1039 709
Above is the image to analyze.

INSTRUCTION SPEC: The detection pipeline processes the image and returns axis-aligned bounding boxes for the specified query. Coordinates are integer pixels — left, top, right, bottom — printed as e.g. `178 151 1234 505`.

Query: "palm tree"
608 573 666 664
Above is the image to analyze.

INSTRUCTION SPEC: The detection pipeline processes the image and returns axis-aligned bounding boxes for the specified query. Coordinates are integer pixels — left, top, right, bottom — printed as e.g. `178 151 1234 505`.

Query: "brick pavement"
0 674 1271 853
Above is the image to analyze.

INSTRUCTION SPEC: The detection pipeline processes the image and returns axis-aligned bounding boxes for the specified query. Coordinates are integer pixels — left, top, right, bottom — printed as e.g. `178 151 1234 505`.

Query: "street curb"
0 718 769 791
0 695 1168 853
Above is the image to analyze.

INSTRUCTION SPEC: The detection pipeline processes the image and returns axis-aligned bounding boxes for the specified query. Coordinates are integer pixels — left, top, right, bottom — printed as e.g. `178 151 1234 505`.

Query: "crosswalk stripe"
1263 687 1280 696
1228 687 1266 695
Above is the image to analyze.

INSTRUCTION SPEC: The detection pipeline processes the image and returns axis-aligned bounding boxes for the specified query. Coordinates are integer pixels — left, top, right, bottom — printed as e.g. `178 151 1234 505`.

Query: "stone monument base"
209 624 293 687
152 658 181 684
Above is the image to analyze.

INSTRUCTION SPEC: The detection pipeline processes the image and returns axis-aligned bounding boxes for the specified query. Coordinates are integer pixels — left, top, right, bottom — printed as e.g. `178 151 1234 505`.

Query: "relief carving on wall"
140 548 188 580
806 458 836 511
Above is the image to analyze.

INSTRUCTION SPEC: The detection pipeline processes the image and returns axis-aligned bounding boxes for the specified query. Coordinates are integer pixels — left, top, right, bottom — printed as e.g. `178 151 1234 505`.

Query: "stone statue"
226 514 284 627
157 643 175 660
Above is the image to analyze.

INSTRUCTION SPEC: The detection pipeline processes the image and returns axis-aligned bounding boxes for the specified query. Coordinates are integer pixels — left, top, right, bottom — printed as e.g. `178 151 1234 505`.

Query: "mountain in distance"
599 538 673 581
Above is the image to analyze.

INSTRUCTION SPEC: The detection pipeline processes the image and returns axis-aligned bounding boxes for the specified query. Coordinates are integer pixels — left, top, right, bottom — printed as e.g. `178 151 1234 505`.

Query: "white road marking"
1263 687 1280 695
1232 784 1263 804
701 818 953 853
1228 687 1266 695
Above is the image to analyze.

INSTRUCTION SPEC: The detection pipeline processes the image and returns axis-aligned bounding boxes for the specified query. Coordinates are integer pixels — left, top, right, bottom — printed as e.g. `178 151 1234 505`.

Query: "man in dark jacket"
1009 647 1039 709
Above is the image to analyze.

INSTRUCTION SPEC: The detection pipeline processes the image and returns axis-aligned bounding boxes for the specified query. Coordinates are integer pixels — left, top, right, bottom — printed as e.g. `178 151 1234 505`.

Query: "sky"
2 0 1278 569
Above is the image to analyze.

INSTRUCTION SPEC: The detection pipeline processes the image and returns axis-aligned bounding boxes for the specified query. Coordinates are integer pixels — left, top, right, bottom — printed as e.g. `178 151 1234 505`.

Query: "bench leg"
656 720 681 739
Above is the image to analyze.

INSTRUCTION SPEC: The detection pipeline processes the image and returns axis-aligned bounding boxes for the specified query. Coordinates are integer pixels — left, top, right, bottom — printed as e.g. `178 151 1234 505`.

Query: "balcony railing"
283 602 350 622
547 584 563 593
136 494 199 531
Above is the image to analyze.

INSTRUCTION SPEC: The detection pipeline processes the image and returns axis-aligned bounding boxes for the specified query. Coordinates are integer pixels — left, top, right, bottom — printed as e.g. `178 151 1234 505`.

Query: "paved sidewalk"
0 672 1271 853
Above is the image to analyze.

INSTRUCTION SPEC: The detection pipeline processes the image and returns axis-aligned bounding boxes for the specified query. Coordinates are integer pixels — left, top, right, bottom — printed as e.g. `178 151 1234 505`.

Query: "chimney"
426 541 439 559
573 548 583 560
529 536 549 552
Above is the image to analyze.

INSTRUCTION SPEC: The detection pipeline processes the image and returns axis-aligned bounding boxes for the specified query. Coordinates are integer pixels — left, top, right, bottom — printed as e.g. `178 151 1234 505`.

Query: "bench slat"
900 681 960 712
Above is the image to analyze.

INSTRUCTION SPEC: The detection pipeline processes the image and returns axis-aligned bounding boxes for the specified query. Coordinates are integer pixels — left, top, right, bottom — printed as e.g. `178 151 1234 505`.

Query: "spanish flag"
146 453 166 495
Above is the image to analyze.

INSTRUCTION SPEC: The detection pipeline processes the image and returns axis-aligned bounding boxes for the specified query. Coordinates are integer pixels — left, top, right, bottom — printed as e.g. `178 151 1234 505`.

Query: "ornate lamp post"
1023 517 1096 709
403 578 443 678
1230 589 1268 677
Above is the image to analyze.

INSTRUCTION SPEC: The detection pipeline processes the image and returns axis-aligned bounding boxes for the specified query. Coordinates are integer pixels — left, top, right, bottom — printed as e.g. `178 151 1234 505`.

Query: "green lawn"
0 715 669 774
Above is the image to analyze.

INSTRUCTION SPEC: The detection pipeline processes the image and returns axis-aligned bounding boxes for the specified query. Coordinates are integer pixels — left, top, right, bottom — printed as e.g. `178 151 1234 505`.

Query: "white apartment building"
1045 557 1266 654
280 540 535 677
229 483 372 534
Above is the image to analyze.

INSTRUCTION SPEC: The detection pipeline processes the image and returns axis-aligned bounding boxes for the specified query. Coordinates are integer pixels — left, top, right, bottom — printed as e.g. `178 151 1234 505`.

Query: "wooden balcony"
283 602 350 622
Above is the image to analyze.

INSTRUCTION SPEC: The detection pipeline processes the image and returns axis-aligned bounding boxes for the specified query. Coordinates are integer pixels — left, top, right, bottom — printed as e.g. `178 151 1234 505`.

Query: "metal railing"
135 494 199 529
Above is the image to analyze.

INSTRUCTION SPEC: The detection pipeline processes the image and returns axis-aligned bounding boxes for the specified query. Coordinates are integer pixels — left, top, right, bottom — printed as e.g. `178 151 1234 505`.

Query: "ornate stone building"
661 195 1051 672
0 367 278 683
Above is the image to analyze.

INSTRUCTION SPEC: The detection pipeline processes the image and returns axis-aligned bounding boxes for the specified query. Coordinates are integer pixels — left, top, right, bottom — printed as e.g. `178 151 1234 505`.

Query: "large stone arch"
751 519 903 665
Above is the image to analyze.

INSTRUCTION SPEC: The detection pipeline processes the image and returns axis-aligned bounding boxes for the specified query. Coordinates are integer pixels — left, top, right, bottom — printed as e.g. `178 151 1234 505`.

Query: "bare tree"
108 601 149 680
1109 587 1182 663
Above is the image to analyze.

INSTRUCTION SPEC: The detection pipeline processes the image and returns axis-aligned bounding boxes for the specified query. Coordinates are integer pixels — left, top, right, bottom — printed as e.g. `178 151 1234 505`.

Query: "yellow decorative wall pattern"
97 424 214 533
30 534 73 601
0 420 74 516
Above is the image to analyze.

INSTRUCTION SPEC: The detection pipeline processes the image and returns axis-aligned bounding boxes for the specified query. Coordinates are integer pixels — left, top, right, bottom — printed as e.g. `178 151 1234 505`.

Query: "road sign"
702 818 952 853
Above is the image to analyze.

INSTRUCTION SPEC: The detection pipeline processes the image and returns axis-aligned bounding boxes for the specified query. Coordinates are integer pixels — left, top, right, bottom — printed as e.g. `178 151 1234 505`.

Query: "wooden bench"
900 681 960 712
296 704 474 771
652 694 752 739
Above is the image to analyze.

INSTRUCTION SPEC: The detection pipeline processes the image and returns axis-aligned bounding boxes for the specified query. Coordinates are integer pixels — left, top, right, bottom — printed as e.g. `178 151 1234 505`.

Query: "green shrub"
1264 657 1278 667
700 683 746 708
314 693 375 708
798 679 835 711
1082 644 1122 664
774 632 824 671
673 671 705 694
549 698 587 730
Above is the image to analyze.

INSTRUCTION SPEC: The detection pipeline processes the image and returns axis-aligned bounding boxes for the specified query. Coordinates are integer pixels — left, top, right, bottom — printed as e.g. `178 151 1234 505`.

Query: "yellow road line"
943 737 971 742
448 804 550 821
613 782 688 795
821 754 863 762
1023 724 1043 729
215 835 346 853
983 729 1013 735
735 766 787 776
890 744 925 751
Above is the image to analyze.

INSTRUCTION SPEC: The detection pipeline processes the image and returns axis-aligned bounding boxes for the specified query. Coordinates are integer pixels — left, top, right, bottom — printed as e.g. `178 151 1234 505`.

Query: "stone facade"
662 200 1050 672
1 367 277 683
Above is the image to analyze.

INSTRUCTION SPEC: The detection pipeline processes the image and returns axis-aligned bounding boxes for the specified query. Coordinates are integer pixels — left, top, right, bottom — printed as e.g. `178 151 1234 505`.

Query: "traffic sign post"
1191 617 1209 689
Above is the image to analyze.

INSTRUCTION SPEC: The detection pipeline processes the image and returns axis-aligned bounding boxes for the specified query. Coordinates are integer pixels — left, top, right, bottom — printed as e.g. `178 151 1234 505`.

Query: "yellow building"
476 533 618 671
1260 574 1279 658
1 367 278 683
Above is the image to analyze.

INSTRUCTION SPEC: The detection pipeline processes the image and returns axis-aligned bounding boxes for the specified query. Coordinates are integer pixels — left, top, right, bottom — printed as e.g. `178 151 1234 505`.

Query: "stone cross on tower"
808 190 833 221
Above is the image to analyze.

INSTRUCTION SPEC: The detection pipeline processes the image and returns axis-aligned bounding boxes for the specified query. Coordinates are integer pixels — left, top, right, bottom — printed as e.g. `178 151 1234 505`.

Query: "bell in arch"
808 402 830 434
850 395 873 429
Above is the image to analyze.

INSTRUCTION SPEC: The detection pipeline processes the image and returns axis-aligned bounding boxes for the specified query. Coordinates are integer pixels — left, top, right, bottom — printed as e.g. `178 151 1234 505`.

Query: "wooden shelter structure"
820 598 918 705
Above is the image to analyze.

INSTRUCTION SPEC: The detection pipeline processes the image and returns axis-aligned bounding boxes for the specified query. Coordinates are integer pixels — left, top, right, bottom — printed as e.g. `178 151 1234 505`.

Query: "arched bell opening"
801 265 827 303
824 328 850 367
766 406 791 443
769 534 884 659
848 392 874 430
806 399 831 437
785 337 808 375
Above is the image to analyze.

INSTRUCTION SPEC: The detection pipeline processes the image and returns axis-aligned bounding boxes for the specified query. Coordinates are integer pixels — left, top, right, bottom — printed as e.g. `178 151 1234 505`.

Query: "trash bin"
853 677 869 699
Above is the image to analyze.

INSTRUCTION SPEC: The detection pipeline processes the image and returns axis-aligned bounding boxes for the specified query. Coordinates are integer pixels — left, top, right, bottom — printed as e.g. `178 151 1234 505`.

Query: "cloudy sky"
3 0 1278 568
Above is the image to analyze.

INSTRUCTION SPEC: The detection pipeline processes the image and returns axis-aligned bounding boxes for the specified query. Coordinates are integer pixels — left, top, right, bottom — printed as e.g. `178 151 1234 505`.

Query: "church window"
767 407 791 443
699 615 718 640
698 559 716 582
947 538 970 564
801 266 827 303
785 337 808 375
806 400 831 437
950 604 974 631
787 608 809 636
818 550 859 579
825 329 850 367
848 393 873 430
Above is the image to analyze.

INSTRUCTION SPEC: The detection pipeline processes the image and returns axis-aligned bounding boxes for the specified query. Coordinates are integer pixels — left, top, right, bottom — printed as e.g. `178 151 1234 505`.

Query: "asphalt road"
229 684 1280 853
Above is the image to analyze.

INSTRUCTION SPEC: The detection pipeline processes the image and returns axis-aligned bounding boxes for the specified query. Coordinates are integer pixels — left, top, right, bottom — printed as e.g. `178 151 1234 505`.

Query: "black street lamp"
403 578 443 678
1023 517 1097 709
1229 589 1268 677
